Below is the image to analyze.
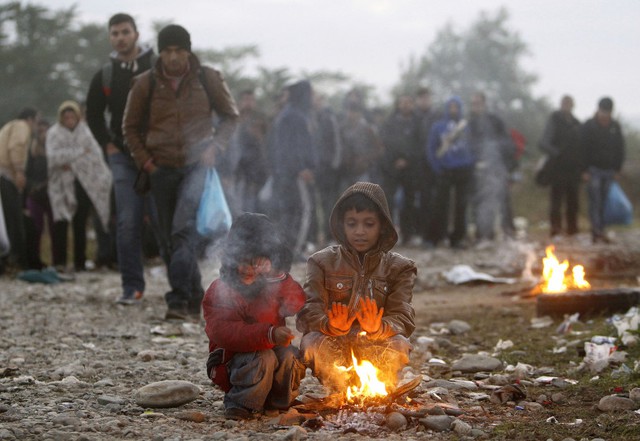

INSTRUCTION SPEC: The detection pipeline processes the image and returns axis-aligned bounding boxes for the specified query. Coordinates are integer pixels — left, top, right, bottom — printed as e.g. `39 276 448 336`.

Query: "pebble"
385 412 407 431
597 395 637 412
451 355 503 373
97 395 126 406
283 426 308 441
451 418 473 435
419 415 454 432
630 387 640 402
174 410 206 423
447 320 472 335
134 380 201 408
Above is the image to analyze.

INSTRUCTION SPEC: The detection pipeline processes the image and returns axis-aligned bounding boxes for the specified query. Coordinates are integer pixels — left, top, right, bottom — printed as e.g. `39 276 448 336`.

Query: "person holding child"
296 181 417 392
202 213 306 420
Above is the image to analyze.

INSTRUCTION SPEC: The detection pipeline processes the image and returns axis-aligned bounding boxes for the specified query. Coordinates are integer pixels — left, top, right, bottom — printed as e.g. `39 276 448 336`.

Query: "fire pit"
533 246 640 317
537 288 640 318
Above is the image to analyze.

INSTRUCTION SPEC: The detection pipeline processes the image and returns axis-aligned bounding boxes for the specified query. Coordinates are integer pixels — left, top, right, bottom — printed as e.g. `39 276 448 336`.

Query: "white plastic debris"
494 339 514 353
442 264 516 285
555 313 580 334
530 316 554 329
583 341 616 373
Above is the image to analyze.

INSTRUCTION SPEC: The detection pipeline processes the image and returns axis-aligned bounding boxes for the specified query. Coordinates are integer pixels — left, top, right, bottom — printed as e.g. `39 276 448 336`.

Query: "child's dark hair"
336 193 382 223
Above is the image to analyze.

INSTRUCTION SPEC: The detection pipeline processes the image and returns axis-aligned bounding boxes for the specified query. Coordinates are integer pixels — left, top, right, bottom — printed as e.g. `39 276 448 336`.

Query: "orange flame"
335 350 388 404
541 245 590 293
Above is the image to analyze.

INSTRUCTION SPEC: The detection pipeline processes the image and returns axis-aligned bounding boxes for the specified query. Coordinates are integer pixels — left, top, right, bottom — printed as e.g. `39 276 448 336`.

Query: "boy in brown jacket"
296 182 416 392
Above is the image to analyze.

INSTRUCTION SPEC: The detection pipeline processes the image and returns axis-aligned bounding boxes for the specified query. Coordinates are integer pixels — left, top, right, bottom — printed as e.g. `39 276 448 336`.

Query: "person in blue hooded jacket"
267 80 317 258
426 97 475 248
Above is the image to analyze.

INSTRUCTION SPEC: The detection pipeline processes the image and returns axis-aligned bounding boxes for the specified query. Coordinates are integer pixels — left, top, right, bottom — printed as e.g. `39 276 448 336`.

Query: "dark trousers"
0 176 27 268
53 180 93 270
150 163 206 313
549 176 580 236
24 194 60 269
381 166 421 241
432 167 473 247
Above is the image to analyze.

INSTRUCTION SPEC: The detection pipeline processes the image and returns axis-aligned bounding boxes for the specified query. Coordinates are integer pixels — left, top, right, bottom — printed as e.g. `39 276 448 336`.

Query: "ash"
324 407 388 435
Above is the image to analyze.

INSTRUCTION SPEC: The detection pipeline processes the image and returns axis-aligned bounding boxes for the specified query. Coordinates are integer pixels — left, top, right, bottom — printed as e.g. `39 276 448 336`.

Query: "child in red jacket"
203 213 306 420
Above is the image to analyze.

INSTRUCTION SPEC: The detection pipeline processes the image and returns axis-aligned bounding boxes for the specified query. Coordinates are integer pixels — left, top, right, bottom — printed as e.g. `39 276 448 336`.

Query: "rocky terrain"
1 230 640 440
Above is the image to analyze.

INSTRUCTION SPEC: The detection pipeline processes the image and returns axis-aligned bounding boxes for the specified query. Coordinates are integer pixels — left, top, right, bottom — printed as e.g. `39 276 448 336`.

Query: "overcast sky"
47 0 640 126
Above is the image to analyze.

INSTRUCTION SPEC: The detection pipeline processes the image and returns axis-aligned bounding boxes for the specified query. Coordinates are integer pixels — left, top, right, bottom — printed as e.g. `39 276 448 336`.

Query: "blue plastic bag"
603 181 633 226
197 168 232 237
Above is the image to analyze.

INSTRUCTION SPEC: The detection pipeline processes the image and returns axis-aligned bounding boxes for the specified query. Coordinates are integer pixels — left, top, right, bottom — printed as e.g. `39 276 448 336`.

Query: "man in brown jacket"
0 107 39 270
123 24 238 320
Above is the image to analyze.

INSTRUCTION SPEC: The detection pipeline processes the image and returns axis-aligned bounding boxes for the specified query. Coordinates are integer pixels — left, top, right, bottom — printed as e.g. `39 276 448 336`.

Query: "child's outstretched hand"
273 326 294 347
327 302 356 332
355 297 384 334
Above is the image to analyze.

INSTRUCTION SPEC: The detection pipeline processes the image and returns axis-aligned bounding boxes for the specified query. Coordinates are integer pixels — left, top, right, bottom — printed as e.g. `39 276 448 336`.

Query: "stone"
424 379 477 391
97 395 126 406
385 412 407 431
137 350 157 362
630 387 640 402
175 410 206 423
524 401 544 412
597 395 637 412
283 426 308 441
448 320 472 335
427 406 446 415
551 392 566 404
134 380 201 408
451 418 473 435
451 355 502 373
419 415 454 432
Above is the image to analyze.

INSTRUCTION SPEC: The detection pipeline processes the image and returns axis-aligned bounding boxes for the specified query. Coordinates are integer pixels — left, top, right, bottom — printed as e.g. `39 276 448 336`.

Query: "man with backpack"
123 24 238 321
86 13 157 305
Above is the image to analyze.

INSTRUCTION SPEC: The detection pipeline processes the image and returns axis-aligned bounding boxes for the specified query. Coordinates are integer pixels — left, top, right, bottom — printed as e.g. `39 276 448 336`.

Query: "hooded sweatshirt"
268 80 317 179
427 96 475 174
296 182 416 340
45 100 113 229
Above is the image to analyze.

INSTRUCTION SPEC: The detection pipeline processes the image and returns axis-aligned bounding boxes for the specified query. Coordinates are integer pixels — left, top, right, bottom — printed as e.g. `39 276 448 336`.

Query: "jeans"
587 167 615 238
150 163 206 313
300 331 411 393
224 346 305 411
108 152 159 296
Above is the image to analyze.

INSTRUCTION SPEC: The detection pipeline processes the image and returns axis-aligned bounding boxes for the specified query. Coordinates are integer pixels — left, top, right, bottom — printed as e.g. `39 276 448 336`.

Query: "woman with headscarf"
46 100 112 272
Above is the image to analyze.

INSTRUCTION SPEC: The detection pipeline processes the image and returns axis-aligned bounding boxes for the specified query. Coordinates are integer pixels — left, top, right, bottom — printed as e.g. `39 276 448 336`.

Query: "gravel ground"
1 230 639 440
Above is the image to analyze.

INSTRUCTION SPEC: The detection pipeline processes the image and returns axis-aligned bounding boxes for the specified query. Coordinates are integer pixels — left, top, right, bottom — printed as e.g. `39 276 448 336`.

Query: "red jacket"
203 274 305 354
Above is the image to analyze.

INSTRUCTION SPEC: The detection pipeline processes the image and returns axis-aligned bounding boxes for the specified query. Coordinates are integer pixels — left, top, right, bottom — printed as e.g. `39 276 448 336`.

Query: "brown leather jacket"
123 55 238 169
296 182 416 340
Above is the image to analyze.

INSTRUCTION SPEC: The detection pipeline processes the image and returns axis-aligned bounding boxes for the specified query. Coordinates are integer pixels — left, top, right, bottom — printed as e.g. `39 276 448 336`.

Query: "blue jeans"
149 163 206 312
108 152 159 296
224 346 305 411
587 167 615 238
300 331 411 393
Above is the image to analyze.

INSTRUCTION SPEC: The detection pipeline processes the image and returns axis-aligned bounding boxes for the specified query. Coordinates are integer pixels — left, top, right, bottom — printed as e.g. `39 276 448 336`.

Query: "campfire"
539 245 590 294
335 350 389 405
534 245 640 318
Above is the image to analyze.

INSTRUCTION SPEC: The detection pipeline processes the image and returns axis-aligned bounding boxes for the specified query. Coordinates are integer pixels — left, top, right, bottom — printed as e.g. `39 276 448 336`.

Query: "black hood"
287 80 312 111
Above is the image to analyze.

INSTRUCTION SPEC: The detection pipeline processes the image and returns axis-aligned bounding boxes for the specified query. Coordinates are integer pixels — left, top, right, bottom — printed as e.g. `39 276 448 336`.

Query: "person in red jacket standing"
203 213 306 420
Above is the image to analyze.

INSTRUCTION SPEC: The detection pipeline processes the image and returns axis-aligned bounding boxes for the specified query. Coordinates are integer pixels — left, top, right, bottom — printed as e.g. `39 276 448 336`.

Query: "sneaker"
224 406 254 420
115 290 143 305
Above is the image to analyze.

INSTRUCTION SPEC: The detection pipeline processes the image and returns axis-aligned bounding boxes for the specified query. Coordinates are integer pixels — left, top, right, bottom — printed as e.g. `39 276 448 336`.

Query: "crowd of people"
0 10 630 423
0 13 628 312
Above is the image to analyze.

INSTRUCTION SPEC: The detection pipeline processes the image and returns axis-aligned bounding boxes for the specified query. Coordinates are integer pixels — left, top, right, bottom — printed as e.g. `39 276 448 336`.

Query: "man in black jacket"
86 13 156 304
581 97 625 244
539 95 582 238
